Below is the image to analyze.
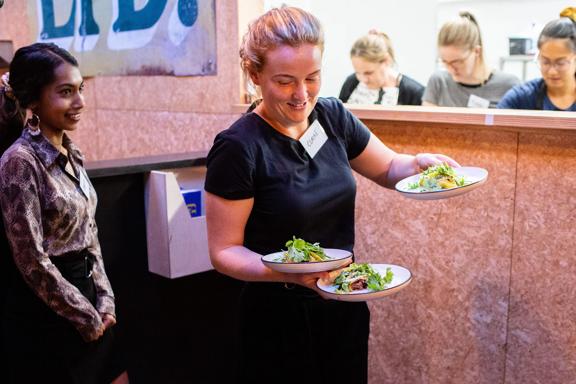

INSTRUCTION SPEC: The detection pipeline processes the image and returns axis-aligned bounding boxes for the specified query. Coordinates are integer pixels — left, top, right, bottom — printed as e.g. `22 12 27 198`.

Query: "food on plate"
280 236 329 263
408 162 466 191
333 263 393 293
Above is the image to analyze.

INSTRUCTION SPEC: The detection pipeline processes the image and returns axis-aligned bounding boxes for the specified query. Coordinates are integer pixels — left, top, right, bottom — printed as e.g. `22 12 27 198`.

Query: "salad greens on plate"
280 236 329 263
333 263 393 293
409 162 466 192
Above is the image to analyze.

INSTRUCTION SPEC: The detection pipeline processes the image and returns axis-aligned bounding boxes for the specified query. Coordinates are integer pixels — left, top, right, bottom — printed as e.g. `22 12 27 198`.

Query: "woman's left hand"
101 313 116 330
415 153 460 171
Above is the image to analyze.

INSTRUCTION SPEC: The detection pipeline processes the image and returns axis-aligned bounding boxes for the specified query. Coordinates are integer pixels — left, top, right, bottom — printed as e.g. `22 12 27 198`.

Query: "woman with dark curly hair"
0 43 128 384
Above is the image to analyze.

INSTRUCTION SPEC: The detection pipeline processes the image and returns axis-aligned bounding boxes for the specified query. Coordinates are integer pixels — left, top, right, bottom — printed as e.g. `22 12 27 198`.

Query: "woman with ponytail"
339 30 424 105
498 8 576 110
423 11 520 108
0 43 128 384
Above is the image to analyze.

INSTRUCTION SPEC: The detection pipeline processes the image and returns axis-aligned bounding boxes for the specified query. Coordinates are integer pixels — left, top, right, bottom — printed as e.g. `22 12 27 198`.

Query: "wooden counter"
232 103 576 133
86 150 207 178
342 105 576 384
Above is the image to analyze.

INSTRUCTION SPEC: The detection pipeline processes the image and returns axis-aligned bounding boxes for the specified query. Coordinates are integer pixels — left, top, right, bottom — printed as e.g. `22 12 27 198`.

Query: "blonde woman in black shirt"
206 6 460 384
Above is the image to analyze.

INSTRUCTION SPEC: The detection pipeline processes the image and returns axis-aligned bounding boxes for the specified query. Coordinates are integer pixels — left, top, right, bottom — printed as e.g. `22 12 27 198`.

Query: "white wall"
263 0 566 98
437 0 568 83
264 0 437 97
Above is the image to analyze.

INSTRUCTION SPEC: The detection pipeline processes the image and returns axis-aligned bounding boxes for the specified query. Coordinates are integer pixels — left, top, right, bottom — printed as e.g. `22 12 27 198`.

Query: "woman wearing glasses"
339 30 425 106
423 11 520 108
498 8 576 111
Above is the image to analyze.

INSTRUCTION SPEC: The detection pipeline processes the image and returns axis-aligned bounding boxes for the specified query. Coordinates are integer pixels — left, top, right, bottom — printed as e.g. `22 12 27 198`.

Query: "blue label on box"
181 189 202 217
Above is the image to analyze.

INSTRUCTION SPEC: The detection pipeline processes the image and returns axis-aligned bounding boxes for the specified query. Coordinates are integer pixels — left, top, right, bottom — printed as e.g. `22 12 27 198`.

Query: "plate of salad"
261 237 352 273
316 263 412 301
395 163 488 200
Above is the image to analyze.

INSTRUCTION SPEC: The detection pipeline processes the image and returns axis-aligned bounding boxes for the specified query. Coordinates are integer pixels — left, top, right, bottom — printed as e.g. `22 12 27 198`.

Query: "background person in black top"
205 7 459 384
338 30 425 106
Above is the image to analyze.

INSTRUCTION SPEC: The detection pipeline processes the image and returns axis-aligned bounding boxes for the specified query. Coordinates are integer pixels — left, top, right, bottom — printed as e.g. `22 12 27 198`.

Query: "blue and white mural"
29 0 216 76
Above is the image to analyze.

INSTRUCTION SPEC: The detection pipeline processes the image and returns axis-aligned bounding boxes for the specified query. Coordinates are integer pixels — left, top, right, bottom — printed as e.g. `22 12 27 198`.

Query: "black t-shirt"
205 97 371 255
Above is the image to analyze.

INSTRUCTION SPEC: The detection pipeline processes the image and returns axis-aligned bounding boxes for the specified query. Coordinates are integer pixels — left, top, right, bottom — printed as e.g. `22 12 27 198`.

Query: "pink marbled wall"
0 1 30 50
93 109 238 160
79 0 242 159
505 133 576 384
360 122 518 384
0 1 242 161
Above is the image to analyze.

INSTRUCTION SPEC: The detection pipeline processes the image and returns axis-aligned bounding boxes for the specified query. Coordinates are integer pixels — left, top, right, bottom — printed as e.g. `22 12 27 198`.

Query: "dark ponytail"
0 43 78 155
537 7 576 52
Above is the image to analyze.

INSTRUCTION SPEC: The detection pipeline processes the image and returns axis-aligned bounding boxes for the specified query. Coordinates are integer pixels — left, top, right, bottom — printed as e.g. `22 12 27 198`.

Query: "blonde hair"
438 11 485 67
350 31 396 65
239 6 324 76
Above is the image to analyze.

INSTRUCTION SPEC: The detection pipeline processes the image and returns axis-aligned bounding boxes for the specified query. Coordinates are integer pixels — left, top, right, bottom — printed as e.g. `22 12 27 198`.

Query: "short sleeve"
496 81 539 110
497 87 522 109
205 131 256 200
319 98 370 160
338 74 358 103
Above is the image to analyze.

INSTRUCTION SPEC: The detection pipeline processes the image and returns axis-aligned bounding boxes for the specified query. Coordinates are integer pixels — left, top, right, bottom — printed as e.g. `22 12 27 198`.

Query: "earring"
27 114 41 136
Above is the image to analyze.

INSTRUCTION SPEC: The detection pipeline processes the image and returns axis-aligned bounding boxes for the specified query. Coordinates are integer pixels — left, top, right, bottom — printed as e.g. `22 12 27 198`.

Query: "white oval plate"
317 264 412 302
261 248 352 273
395 166 488 200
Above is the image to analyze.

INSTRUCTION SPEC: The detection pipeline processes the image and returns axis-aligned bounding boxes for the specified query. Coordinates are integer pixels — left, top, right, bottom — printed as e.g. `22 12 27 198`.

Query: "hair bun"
367 29 391 41
560 7 576 22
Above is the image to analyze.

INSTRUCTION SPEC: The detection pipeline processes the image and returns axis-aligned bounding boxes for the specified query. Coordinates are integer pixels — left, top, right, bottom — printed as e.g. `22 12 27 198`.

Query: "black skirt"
1 250 126 384
235 282 370 384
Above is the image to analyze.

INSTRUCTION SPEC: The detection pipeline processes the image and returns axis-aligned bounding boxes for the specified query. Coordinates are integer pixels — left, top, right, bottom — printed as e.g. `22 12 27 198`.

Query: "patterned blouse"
0 128 115 341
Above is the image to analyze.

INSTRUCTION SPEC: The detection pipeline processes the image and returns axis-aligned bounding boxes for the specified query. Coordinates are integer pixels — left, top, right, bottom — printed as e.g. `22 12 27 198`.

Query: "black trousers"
236 282 370 384
1 250 125 384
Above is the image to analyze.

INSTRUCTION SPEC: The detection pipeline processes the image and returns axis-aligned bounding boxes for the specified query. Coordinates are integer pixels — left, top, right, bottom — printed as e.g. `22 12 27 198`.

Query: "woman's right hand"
287 258 353 298
289 271 330 291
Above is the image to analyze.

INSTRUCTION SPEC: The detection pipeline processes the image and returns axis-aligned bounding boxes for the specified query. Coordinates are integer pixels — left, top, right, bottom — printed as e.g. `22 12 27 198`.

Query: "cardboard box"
145 169 212 278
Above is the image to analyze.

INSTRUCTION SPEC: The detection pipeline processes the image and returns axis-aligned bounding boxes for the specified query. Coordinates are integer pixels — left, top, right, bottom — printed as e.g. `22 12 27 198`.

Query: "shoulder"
214 113 261 145
339 74 359 102
400 75 425 91
0 141 39 185
342 74 358 87
315 97 361 133
0 140 36 170
508 78 543 96
207 113 264 165
315 97 350 122
516 78 544 93
429 70 451 81
489 71 521 87
426 70 452 88
497 79 543 109
423 71 453 102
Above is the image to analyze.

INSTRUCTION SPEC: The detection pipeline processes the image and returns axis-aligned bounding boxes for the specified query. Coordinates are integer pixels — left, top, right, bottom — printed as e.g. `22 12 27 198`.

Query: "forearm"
211 245 295 283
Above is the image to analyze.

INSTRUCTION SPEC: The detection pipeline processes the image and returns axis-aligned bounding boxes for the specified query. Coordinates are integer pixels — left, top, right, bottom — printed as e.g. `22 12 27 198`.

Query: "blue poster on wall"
28 0 216 76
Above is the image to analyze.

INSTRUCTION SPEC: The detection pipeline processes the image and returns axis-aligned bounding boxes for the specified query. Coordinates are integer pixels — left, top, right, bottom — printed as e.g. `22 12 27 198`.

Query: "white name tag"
467 94 490 109
299 119 328 159
381 87 399 106
79 171 91 199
